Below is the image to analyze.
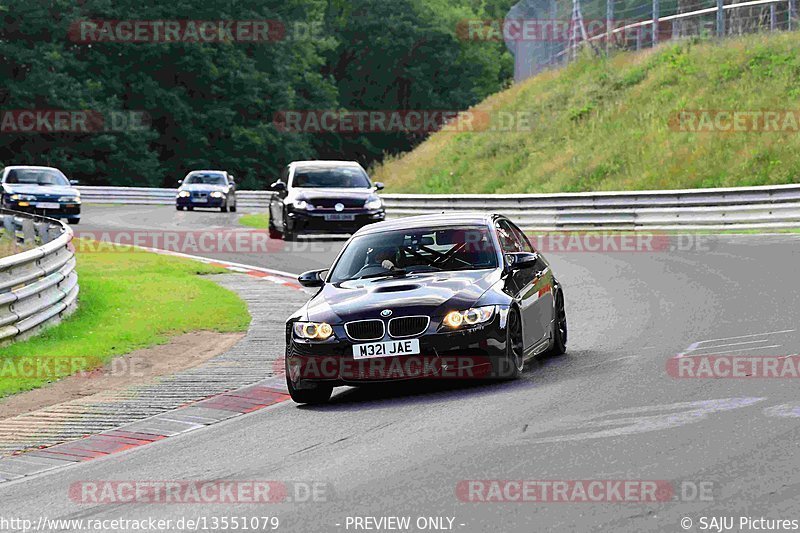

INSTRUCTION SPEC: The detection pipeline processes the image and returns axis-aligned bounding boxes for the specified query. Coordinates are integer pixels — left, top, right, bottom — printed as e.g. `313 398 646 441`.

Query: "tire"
230 197 237 213
282 217 296 241
268 219 282 240
221 199 228 213
286 361 333 405
176 205 183 211
492 307 523 379
187 206 194 211
547 290 567 356
68 218 80 225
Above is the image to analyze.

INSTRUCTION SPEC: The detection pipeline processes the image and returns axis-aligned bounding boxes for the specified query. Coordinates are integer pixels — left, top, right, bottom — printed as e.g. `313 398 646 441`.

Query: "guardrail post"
790 0 797 30
716 0 725 37
606 0 614 53
652 0 659 45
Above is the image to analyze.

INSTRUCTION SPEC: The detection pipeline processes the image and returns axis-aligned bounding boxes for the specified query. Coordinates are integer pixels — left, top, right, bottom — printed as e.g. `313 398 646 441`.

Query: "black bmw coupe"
284 213 568 404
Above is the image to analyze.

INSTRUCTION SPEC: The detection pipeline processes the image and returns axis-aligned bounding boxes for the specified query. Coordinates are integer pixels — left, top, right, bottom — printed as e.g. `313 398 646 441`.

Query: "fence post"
652 0 660 45
716 0 725 36
770 3 776 30
606 0 614 53
790 0 797 30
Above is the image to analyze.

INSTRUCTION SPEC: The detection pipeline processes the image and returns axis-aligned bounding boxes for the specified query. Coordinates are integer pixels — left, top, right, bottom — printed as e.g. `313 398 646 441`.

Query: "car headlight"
177 191 190 198
293 321 334 340
58 196 80 203
443 306 496 329
294 200 308 210
9 194 36 202
364 195 383 210
210 191 225 198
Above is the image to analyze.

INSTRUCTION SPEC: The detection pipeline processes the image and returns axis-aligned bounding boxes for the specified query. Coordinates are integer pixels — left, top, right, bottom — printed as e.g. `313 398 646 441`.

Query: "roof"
2 165 61 171
186 169 227 174
355 213 498 236
290 160 363 168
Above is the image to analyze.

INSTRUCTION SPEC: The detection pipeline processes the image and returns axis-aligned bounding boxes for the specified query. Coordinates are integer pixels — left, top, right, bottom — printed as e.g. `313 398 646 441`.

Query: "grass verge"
238 213 270 229
0 240 251 398
373 33 800 194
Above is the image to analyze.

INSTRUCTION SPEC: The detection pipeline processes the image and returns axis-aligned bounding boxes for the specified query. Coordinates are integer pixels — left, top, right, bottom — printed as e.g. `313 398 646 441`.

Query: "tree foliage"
0 0 514 189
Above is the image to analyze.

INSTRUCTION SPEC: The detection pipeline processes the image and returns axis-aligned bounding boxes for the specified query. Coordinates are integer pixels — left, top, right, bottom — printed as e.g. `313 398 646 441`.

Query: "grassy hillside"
373 33 800 193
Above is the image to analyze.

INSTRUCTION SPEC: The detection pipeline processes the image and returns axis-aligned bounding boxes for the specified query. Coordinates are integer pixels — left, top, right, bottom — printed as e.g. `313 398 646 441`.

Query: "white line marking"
688 339 775 351
686 345 781 357
694 329 795 345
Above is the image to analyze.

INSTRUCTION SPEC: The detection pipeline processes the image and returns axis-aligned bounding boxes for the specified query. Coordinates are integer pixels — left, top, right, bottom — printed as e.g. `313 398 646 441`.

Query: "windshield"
184 173 227 185
329 226 498 283
293 167 371 188
4 168 69 186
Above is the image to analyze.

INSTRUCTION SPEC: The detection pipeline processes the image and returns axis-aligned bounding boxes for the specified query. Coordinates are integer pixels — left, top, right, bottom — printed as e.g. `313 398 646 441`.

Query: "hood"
304 269 501 324
179 184 229 193
3 183 78 196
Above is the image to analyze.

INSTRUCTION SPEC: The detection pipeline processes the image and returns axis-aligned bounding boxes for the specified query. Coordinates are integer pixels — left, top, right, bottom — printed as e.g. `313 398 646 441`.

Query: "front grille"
311 198 364 209
388 316 430 338
345 320 385 341
191 192 208 199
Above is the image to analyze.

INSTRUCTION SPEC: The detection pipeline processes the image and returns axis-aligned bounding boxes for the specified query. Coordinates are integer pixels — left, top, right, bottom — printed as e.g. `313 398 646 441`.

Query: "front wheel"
68 218 80 225
286 362 333 404
492 307 523 379
547 290 567 356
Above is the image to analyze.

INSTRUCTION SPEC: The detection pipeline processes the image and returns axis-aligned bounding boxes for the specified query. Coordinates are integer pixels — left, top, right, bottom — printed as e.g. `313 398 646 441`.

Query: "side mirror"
229 175 236 183
177 179 183 185
298 269 326 288
69 179 80 185
506 252 540 272
374 182 385 191
270 181 286 192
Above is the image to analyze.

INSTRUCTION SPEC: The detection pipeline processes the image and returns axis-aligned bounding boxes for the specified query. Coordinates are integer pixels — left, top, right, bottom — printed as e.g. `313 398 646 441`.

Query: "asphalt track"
1 204 799 532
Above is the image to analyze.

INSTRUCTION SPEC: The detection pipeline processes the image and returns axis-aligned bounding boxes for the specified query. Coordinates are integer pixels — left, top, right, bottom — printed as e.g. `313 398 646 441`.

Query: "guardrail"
78 183 800 231
0 211 78 344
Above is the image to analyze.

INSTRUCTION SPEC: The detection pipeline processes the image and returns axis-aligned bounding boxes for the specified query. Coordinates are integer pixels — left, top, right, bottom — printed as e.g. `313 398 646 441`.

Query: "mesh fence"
506 0 796 79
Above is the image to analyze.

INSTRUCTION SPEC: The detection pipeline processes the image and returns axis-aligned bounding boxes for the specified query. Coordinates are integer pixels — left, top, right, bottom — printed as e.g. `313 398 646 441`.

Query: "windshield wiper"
359 268 407 280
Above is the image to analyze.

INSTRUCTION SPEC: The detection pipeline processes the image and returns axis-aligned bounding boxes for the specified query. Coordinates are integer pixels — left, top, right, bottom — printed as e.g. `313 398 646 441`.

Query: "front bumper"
287 208 385 234
285 310 509 387
176 195 225 208
5 201 81 219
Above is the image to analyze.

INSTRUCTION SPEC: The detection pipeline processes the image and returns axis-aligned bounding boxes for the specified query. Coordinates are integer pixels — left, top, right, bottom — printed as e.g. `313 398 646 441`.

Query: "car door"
270 165 290 229
508 221 555 347
497 219 548 353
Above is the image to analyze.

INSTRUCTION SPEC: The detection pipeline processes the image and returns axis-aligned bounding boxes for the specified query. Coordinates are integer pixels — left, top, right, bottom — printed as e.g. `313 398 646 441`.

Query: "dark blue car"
176 170 237 212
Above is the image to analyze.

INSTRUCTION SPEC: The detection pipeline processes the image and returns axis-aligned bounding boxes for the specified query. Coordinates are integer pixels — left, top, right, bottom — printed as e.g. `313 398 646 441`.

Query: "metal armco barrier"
0 210 79 344
78 183 800 230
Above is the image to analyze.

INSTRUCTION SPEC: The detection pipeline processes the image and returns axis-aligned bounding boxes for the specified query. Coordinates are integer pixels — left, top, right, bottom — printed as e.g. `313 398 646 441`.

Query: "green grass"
373 33 800 193
0 240 251 397
239 213 270 229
